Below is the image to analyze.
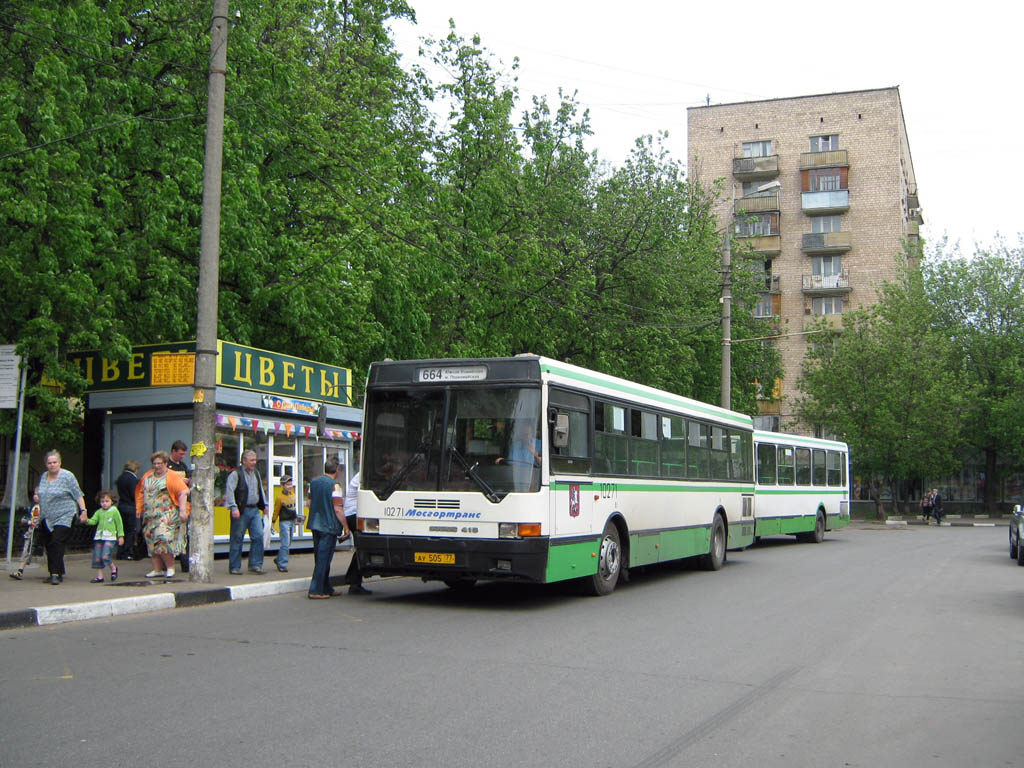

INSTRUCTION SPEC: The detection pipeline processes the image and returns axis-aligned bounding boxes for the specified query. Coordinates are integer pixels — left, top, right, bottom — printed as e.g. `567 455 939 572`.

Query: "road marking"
630 666 801 768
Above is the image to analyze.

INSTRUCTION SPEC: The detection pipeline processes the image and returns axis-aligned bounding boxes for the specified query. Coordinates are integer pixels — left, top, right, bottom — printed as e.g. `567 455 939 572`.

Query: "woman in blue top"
34 450 87 585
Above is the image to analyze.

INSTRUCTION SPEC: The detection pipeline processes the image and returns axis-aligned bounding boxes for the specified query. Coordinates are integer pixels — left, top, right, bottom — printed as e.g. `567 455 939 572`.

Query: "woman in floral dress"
134 451 189 579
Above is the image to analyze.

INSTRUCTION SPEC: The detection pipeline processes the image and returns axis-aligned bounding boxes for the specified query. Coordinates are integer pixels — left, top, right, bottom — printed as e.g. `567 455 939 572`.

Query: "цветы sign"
67 341 351 406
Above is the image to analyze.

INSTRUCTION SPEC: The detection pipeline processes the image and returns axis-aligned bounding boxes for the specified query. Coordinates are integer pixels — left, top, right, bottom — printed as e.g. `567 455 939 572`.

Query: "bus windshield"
364 386 542 499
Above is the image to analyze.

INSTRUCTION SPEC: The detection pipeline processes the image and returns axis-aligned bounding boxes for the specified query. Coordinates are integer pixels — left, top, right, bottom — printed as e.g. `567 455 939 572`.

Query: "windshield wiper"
449 446 502 503
378 443 428 500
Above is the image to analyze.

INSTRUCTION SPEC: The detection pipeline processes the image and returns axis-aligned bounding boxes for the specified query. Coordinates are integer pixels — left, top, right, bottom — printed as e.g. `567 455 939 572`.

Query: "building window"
741 181 776 198
812 296 843 315
807 168 842 192
736 213 778 237
754 293 773 318
743 140 771 158
754 415 781 431
812 255 842 277
809 134 839 152
810 215 842 233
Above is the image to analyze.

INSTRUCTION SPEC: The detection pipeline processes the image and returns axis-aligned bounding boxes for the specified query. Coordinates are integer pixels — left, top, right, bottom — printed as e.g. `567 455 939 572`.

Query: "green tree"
926 238 1024 510
0 0 428 444
797 252 967 516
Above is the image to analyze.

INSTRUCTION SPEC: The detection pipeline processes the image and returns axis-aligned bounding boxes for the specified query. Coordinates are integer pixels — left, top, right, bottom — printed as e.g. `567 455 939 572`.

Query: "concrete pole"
721 219 732 411
5 364 27 563
189 0 229 583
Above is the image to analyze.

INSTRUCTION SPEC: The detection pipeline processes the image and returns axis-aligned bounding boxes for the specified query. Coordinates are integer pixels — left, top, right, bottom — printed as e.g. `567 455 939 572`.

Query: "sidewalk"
870 514 1006 528
1 547 357 630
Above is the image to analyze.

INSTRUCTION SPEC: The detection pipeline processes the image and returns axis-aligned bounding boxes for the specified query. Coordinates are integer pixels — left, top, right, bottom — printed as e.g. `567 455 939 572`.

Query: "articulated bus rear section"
753 430 851 543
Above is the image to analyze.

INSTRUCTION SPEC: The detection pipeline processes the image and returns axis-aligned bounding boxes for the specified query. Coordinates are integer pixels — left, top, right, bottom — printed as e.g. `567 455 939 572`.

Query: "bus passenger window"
660 416 685 478
595 401 628 475
687 421 709 480
757 443 777 485
826 451 843 486
777 447 795 485
630 410 658 476
710 427 729 481
812 449 826 486
730 430 752 481
795 447 811 486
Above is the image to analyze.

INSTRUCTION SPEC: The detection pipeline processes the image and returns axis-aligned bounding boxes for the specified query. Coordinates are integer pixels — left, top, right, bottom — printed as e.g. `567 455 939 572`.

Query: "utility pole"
721 204 732 411
189 0 229 583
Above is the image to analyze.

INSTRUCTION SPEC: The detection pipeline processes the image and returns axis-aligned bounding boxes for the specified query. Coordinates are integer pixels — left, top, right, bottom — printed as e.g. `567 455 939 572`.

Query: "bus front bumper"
354 533 549 583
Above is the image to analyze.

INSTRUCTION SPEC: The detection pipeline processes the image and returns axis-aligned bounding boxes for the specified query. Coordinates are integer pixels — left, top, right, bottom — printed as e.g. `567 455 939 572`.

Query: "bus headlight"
359 517 379 533
499 523 541 538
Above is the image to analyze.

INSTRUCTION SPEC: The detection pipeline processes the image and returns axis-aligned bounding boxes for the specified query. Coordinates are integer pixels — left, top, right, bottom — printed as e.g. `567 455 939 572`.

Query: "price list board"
151 353 195 387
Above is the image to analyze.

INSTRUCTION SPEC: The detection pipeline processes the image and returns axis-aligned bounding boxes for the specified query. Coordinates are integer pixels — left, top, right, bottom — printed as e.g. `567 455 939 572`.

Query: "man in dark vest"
224 449 268 575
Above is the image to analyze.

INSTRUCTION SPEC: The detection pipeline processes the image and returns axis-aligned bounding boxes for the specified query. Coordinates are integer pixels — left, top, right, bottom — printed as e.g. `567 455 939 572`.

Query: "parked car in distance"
1009 505 1024 565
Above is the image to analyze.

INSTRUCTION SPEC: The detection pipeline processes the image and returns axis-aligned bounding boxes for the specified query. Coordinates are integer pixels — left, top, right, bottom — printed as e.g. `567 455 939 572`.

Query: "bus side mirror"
552 413 569 449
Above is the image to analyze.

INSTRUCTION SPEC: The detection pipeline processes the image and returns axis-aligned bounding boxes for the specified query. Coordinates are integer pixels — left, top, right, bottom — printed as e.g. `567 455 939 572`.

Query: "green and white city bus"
354 356 756 595
753 430 851 542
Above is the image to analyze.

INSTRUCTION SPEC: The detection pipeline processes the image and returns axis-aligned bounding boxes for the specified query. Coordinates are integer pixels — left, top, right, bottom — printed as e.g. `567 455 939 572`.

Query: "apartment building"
687 87 922 434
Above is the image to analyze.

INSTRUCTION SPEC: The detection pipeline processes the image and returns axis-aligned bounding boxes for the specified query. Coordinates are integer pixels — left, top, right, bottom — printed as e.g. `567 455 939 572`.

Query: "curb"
884 519 1001 528
0 574 346 630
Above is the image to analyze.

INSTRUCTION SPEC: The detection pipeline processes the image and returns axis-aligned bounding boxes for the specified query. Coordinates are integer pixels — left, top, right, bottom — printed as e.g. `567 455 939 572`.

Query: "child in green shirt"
81 490 125 583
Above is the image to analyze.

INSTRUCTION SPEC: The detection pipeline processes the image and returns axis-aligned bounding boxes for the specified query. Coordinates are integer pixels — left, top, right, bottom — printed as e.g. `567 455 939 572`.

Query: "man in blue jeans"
307 458 348 598
225 449 268 575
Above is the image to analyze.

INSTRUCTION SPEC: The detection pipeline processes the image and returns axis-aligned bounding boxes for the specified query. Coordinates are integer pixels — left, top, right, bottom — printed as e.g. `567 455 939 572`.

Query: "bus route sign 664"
417 366 487 383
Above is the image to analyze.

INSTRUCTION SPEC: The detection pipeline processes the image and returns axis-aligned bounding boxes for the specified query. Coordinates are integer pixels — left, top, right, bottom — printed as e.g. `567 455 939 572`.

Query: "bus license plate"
414 552 455 565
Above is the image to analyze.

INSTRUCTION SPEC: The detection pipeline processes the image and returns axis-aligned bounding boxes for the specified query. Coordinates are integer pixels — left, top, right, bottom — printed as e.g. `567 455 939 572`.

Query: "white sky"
391 1 1021 254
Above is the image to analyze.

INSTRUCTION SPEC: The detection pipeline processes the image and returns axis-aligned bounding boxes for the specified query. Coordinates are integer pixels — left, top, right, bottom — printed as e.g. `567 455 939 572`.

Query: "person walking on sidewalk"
225 449 269 575
343 469 370 595
272 475 298 573
931 488 944 525
136 451 190 579
114 460 141 560
920 488 934 523
306 458 348 599
34 450 88 585
80 489 125 583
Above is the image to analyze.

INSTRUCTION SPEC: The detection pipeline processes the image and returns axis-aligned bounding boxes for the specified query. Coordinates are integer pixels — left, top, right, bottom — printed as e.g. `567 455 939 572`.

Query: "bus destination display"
417 366 487 383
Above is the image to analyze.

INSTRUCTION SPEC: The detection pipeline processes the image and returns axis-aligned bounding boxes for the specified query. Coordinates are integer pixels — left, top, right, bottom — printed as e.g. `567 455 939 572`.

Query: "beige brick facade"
687 87 920 435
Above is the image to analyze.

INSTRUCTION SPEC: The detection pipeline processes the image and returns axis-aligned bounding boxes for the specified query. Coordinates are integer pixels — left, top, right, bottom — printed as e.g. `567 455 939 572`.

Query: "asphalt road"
2 524 1022 768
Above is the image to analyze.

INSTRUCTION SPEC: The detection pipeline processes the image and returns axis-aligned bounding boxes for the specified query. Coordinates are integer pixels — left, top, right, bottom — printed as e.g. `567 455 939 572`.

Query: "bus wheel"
443 578 477 591
701 514 726 571
811 511 825 543
586 522 621 596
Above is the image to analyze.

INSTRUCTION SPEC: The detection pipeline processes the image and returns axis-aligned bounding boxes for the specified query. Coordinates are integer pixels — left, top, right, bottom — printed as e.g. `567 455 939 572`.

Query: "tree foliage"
925 237 1024 508
797 250 969 514
1 2 775 451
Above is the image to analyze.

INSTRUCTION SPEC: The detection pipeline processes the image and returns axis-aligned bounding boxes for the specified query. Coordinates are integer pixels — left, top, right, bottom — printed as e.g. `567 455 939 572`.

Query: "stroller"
8 504 41 580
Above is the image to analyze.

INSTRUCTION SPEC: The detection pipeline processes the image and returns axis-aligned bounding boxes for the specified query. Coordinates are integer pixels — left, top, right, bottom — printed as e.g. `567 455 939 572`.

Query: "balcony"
735 193 779 215
802 271 851 294
803 312 843 331
800 149 848 170
802 190 849 214
801 232 852 253
733 155 779 180
907 184 919 210
741 235 781 255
